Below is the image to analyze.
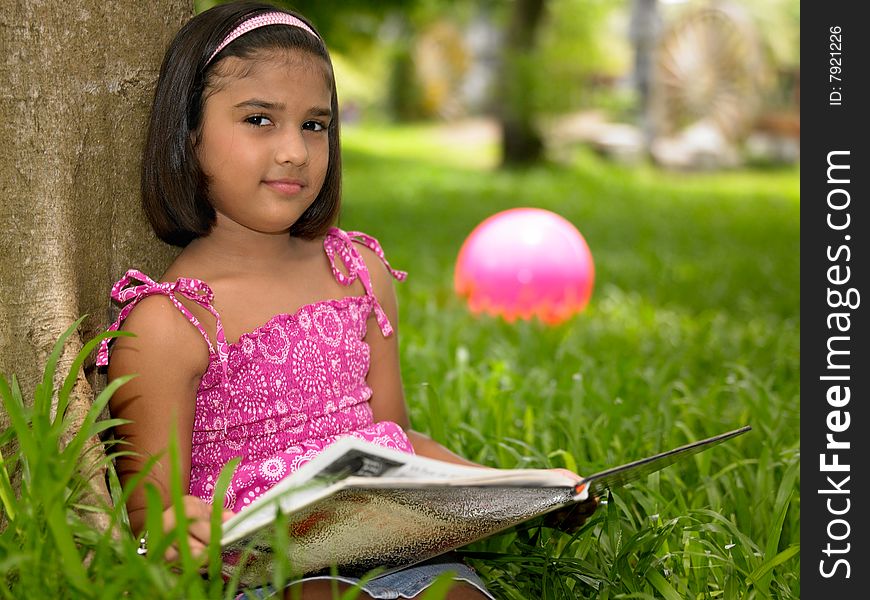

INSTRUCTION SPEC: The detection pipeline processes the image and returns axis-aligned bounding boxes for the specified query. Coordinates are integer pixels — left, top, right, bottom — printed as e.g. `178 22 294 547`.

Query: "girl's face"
195 49 332 237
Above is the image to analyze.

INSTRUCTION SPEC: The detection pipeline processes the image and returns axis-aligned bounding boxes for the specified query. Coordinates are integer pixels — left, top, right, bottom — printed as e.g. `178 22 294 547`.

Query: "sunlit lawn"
341 121 800 599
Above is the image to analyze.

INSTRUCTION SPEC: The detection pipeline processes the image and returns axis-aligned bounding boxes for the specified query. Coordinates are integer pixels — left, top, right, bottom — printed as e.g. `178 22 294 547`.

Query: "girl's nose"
275 129 308 166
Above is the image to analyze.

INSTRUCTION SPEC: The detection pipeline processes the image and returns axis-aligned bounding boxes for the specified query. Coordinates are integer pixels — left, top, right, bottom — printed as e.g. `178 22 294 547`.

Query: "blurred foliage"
194 0 799 123
534 0 632 114
196 0 470 52
193 0 626 120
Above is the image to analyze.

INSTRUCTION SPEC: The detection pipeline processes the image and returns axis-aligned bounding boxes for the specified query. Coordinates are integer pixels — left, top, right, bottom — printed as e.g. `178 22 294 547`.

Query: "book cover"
221 425 750 587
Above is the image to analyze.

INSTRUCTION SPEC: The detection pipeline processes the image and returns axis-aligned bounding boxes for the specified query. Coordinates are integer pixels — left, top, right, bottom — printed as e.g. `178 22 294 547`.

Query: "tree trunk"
629 0 661 148
0 0 189 529
498 0 547 167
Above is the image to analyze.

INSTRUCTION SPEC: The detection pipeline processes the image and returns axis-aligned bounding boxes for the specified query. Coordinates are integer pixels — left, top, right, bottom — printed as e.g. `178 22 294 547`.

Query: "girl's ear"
190 128 204 160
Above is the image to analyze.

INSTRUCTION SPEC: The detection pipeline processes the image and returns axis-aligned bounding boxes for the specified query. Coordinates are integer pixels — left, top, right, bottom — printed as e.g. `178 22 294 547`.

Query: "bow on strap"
96 269 228 366
323 228 407 337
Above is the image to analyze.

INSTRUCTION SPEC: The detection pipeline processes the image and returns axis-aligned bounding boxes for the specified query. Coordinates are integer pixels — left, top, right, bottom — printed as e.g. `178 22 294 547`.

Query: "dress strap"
96 269 230 366
323 228 407 336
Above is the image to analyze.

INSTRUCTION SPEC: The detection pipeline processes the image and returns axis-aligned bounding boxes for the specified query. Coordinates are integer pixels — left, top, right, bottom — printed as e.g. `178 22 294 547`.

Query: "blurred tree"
630 0 661 146
385 12 426 121
498 0 548 166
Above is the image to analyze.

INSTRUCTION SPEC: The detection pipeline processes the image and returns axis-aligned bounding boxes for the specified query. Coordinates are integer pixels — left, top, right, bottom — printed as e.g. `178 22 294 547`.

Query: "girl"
98 2 588 598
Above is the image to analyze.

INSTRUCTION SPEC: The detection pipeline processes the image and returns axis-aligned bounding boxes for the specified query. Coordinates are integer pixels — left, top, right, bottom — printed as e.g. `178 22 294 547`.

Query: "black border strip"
801 4 868 595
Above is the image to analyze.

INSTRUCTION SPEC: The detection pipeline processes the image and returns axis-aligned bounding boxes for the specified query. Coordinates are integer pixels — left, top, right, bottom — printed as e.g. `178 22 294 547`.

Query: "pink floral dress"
97 228 415 512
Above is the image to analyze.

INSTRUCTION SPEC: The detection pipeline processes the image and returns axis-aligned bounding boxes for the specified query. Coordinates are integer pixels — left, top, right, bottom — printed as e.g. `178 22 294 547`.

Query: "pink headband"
207 11 319 65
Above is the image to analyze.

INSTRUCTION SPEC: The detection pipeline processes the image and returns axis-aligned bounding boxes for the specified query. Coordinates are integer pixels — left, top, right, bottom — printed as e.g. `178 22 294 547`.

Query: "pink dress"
97 228 415 512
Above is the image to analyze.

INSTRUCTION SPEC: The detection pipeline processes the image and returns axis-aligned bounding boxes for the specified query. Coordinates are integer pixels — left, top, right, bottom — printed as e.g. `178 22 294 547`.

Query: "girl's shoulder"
98 266 217 372
120 290 207 343
107 284 212 376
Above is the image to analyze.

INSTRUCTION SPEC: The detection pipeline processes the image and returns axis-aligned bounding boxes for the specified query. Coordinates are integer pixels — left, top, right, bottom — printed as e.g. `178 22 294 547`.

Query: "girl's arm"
107 294 231 551
360 247 484 469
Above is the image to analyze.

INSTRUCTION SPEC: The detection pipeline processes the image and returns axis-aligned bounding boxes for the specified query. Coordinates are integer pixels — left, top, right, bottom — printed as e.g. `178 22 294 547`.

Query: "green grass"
340 123 800 599
0 123 799 598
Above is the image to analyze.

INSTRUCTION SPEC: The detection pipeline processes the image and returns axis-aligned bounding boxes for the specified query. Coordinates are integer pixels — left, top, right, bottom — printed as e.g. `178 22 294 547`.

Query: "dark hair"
142 1 341 247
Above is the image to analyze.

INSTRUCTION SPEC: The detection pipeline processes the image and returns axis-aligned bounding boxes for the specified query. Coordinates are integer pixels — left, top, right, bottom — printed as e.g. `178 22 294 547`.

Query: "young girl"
98 2 587 598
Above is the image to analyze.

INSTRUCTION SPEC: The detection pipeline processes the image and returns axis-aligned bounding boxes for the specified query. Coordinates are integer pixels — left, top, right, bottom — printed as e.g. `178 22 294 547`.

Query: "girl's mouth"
264 179 305 196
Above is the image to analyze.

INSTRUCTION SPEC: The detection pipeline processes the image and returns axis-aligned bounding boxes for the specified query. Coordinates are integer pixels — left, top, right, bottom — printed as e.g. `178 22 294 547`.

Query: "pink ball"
454 208 594 325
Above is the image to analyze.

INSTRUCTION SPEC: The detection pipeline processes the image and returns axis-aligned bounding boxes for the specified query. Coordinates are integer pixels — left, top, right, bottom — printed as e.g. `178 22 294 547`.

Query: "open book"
221 425 751 587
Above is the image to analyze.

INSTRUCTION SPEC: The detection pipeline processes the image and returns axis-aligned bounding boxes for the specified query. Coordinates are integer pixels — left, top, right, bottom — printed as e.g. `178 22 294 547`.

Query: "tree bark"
498 0 547 167
0 0 189 529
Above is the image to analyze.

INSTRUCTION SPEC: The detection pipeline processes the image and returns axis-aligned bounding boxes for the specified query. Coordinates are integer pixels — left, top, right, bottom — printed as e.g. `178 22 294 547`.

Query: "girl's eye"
302 120 328 132
245 115 273 127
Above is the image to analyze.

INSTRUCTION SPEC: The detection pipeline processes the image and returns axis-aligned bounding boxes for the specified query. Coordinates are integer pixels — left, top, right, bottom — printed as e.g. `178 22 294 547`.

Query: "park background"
0 0 799 598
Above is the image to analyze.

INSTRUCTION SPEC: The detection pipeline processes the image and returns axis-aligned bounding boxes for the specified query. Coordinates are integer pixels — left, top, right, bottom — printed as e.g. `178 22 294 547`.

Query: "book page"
222 437 576 544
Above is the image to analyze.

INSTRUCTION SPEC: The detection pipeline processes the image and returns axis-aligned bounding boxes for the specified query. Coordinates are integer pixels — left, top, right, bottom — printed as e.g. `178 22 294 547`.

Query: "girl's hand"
543 468 599 533
156 495 235 562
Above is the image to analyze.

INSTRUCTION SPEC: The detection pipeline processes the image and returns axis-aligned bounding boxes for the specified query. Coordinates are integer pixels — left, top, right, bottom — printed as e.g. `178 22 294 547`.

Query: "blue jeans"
235 553 494 599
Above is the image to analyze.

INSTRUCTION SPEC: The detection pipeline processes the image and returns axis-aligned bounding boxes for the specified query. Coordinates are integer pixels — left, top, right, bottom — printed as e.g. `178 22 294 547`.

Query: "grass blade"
747 544 800 585
0 441 17 521
52 329 132 438
0 375 37 477
645 569 681 600
208 456 240 599
46 502 89 592
34 316 86 435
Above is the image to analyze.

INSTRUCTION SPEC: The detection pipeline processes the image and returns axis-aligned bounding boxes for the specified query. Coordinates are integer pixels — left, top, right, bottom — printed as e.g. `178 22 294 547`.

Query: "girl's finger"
164 542 209 563
187 517 215 546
